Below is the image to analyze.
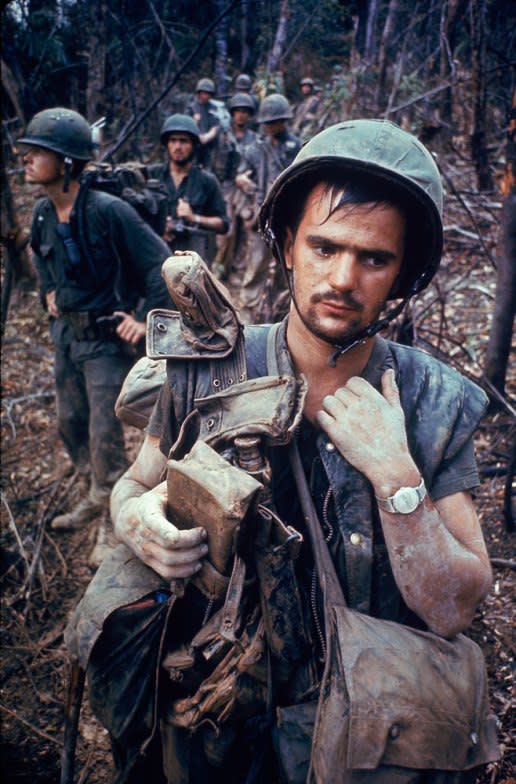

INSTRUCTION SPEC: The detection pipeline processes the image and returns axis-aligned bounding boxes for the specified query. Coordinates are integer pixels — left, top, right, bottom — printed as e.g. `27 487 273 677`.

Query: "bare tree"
484 89 516 397
85 0 107 124
267 0 289 73
375 0 400 107
470 0 493 190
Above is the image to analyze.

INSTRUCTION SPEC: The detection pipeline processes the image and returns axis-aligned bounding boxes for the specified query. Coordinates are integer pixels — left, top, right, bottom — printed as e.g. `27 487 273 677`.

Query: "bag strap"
288 438 347 610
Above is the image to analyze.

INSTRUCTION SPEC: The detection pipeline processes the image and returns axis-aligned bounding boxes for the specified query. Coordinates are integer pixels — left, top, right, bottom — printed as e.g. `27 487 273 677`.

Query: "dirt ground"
1 169 515 782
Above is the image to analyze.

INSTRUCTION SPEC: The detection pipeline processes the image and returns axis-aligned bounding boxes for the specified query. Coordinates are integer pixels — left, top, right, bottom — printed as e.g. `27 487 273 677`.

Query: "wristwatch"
376 477 427 514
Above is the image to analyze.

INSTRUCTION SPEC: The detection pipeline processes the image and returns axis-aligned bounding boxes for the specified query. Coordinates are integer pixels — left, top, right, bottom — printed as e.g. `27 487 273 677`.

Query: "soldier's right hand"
45 290 60 318
115 481 209 581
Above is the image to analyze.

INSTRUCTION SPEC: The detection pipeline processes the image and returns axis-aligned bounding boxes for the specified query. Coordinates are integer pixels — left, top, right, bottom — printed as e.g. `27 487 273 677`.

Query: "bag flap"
196 374 307 448
332 607 500 771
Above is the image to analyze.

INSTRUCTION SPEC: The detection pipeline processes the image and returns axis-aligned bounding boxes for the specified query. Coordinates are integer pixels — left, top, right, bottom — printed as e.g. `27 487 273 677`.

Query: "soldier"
19 107 172 564
67 119 497 783
185 77 221 171
233 93 301 322
148 113 228 266
233 73 259 116
213 93 258 283
291 77 321 141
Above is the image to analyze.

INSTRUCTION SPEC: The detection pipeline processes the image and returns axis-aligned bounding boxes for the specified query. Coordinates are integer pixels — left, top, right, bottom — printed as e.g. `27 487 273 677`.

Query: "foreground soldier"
66 120 498 781
19 108 171 561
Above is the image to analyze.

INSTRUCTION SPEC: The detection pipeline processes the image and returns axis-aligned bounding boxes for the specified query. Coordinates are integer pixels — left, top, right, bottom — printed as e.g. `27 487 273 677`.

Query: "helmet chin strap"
268 228 413 368
63 156 73 193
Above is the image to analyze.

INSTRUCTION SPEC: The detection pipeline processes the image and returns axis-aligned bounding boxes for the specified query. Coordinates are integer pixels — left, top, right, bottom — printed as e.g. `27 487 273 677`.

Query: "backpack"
80 162 169 237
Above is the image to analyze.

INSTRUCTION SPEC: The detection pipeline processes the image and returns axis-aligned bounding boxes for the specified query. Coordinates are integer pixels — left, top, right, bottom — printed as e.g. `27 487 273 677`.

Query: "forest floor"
1 156 515 783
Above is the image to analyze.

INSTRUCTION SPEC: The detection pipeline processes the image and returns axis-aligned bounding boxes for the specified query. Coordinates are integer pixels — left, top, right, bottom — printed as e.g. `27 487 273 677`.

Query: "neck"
169 160 192 179
45 179 80 221
286 311 375 421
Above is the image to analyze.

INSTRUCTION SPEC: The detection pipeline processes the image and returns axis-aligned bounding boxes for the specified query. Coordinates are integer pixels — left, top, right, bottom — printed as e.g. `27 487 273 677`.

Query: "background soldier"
148 113 228 266
233 93 301 322
19 107 172 564
186 77 221 171
291 77 321 141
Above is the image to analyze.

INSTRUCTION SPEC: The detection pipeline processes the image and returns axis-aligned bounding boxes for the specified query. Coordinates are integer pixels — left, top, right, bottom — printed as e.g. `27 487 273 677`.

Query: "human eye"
362 253 391 268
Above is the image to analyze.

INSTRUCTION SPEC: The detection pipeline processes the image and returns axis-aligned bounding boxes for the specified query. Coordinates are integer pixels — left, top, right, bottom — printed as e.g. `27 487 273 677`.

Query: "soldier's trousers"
54 343 132 503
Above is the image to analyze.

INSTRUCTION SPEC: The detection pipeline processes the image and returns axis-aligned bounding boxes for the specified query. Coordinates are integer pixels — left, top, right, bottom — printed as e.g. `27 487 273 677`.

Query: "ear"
283 227 294 270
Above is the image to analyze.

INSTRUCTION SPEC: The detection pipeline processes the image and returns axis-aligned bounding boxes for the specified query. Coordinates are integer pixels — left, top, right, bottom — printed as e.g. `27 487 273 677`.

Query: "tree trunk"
484 90 516 397
1 59 26 130
470 0 493 190
375 0 399 108
214 0 229 97
85 0 107 124
267 0 289 73
364 0 379 64
438 0 462 128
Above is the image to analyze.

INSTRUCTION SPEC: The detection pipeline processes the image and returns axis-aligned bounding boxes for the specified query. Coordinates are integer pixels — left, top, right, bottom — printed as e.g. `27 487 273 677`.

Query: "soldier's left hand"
315 369 412 484
115 312 146 346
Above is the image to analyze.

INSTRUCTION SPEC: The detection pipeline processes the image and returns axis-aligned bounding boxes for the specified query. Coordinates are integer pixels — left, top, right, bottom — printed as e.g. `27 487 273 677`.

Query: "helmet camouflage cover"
260 119 443 297
228 92 255 113
18 107 93 161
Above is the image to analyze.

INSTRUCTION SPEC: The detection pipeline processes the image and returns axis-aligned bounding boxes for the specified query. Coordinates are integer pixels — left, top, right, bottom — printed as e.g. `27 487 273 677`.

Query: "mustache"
310 291 363 311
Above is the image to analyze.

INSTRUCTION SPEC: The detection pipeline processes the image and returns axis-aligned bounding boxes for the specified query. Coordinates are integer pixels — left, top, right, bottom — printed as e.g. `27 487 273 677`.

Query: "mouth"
319 299 360 315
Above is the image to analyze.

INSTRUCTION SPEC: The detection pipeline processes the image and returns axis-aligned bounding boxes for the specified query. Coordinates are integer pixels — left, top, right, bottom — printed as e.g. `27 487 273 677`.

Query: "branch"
0 702 60 747
102 0 242 161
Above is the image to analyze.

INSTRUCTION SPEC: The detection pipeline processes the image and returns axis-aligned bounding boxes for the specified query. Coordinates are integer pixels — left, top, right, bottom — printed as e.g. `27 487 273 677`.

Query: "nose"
328 252 358 292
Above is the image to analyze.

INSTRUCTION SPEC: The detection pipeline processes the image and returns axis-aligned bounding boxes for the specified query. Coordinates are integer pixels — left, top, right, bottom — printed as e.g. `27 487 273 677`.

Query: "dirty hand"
116 481 208 581
176 197 194 222
114 311 146 346
45 290 60 318
315 369 414 486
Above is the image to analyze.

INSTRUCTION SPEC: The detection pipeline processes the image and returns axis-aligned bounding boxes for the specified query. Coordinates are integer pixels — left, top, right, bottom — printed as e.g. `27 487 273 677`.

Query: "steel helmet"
160 114 201 145
18 107 93 161
300 78 314 88
235 73 253 90
257 94 293 123
228 92 255 113
260 119 443 298
195 77 216 94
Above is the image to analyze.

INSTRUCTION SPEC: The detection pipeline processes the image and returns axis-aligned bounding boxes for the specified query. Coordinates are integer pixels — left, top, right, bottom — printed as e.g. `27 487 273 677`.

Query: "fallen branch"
1 492 30 574
0 701 60 747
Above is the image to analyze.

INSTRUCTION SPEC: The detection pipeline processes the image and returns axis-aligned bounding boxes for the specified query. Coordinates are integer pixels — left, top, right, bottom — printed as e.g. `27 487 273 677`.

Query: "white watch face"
393 487 420 514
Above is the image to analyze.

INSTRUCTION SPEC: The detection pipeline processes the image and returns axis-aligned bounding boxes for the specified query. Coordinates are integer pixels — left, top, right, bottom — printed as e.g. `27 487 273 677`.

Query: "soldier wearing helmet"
185 76 222 171
292 76 321 141
147 113 228 264
233 94 301 322
227 92 257 153
19 108 172 563
69 120 494 783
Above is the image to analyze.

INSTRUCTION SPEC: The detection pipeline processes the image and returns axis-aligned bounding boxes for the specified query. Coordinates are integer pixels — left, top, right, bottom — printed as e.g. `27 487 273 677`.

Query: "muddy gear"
257 93 294 123
196 77 216 94
160 114 201 145
51 496 104 531
228 92 256 113
80 163 169 236
19 107 93 161
235 74 253 90
260 119 443 299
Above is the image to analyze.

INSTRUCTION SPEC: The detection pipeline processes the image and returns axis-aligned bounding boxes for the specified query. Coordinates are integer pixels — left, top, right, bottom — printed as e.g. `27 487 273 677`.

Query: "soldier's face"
263 119 287 138
166 134 195 165
22 145 64 185
232 109 251 128
197 91 212 104
284 183 405 346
